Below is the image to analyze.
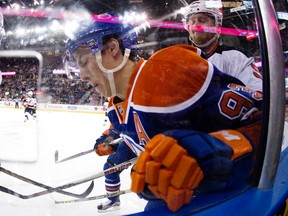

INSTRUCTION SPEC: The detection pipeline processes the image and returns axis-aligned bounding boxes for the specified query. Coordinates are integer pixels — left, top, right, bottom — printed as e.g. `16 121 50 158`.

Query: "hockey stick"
55 137 123 164
0 183 94 200
55 189 131 204
0 165 94 199
0 157 136 199
55 149 94 164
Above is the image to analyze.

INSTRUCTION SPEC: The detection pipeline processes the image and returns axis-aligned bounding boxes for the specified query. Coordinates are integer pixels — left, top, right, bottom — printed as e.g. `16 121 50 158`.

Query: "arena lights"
118 11 147 24
8 3 21 10
50 20 61 32
8 19 79 42
52 69 66 74
0 7 258 40
0 71 16 76
254 62 262 68
277 12 288 21
204 0 222 9
117 11 151 33
63 20 81 39
5 0 45 8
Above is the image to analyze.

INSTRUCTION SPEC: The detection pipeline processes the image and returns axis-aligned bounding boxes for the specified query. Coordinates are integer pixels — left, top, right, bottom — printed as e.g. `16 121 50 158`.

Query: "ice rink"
1 107 288 216
0 107 147 216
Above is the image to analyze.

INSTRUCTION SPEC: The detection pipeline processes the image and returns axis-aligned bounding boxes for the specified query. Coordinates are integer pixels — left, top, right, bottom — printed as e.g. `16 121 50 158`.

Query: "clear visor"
64 58 81 80
185 12 215 25
63 45 92 80
184 13 219 35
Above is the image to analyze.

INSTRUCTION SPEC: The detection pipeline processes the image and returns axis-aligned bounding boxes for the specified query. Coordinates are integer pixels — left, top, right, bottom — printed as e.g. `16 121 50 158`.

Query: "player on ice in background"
64 13 262 212
102 98 109 126
64 16 139 212
183 0 262 92
23 91 37 122
13 94 20 109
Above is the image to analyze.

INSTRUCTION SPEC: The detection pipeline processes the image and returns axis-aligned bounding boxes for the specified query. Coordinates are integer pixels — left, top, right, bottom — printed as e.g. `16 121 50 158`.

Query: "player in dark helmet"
65 11 262 213
65 12 138 212
65 13 138 97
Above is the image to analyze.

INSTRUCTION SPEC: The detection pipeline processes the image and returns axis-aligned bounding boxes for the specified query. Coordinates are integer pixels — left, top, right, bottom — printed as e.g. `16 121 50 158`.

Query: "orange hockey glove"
95 143 115 156
94 127 119 156
131 134 204 212
131 129 254 212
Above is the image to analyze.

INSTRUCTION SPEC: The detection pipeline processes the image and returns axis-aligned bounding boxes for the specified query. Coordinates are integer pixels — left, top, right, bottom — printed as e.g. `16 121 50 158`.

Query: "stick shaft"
55 189 131 204
56 149 94 163
55 138 123 164
0 166 94 199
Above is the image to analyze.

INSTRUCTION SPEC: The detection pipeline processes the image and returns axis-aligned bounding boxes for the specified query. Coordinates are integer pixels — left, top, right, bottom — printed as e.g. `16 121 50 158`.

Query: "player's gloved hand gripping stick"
131 129 254 212
94 128 121 156
55 137 122 164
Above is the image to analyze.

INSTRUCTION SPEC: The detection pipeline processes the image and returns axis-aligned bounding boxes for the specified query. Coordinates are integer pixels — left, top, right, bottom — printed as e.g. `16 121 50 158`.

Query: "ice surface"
0 108 147 216
1 107 288 216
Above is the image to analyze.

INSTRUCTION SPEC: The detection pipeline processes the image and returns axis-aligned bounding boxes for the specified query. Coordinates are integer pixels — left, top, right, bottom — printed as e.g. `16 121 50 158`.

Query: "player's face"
187 13 216 46
73 48 111 97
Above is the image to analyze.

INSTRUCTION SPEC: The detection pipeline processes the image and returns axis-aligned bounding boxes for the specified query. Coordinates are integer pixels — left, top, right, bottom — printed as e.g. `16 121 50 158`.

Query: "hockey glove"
131 133 204 212
131 129 254 212
94 128 119 156
95 143 115 156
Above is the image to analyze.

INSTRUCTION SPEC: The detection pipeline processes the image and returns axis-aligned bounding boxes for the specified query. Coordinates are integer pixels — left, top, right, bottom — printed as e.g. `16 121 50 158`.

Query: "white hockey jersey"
208 45 262 92
24 97 37 109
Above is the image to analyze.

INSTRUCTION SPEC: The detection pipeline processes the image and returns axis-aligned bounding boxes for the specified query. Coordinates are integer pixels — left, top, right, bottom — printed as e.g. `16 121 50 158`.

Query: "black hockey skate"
24 116 29 122
97 196 120 213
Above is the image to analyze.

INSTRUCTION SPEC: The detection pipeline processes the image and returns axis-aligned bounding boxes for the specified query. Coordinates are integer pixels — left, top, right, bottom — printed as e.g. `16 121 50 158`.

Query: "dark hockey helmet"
64 12 138 81
65 12 138 63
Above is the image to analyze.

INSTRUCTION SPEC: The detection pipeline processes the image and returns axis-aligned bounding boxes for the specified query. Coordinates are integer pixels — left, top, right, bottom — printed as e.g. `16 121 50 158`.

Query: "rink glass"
0 0 287 215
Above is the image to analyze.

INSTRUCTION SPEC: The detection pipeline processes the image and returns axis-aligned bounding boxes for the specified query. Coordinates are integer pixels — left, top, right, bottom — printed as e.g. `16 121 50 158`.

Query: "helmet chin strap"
190 34 219 48
95 48 131 96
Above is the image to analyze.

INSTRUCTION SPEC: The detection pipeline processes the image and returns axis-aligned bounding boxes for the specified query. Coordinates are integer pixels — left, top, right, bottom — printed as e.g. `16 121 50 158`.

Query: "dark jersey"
107 45 262 155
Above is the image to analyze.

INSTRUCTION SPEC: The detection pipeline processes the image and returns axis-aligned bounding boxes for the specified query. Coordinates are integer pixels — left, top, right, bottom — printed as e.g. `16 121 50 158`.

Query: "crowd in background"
0 55 104 106
0 46 157 106
1 34 288 106
1 48 288 106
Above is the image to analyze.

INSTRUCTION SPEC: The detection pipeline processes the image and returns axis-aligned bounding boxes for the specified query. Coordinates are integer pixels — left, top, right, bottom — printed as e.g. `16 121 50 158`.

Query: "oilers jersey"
107 45 262 156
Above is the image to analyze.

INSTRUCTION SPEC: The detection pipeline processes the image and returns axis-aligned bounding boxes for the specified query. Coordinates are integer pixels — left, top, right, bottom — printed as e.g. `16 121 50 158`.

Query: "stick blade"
78 181 94 198
54 150 59 163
